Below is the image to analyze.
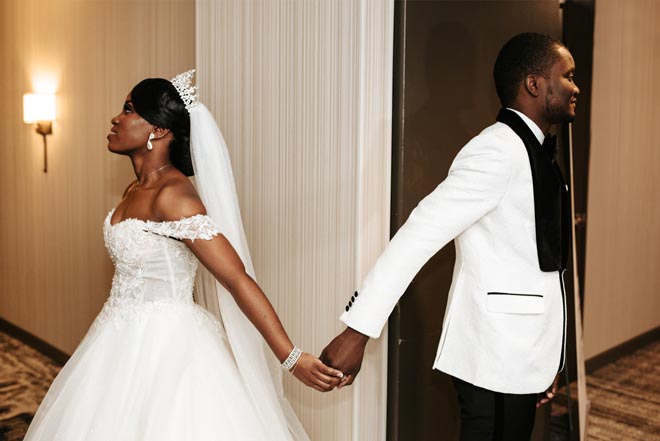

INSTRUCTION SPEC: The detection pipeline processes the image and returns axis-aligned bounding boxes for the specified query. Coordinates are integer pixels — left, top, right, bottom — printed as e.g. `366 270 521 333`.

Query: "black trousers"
451 377 538 441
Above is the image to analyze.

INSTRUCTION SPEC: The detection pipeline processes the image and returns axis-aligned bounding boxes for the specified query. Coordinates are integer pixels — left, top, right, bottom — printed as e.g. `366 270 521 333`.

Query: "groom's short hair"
493 32 565 107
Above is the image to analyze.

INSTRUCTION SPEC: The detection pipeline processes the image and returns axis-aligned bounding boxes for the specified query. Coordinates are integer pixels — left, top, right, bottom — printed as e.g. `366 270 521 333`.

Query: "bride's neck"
130 152 172 184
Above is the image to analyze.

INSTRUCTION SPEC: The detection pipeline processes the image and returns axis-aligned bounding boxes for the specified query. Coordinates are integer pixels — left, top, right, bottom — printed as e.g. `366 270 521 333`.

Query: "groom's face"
543 46 580 123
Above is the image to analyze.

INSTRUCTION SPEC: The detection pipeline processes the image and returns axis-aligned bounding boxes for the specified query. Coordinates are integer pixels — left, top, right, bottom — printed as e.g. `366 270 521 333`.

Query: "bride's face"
107 93 153 154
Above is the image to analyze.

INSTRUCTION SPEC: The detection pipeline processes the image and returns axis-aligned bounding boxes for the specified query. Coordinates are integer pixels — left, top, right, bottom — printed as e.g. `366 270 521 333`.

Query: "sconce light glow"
23 93 56 173
23 93 56 123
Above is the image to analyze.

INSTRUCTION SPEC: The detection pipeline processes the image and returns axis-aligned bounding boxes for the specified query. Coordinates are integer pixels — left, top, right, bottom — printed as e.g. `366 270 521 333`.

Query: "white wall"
196 1 394 439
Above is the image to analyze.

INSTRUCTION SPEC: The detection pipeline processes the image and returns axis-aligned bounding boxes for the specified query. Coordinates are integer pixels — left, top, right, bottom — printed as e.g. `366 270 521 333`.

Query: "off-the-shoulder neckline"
106 208 209 228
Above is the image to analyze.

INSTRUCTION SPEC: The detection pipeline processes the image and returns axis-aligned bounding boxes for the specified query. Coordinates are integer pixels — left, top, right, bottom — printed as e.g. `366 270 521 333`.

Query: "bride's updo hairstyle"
131 78 194 176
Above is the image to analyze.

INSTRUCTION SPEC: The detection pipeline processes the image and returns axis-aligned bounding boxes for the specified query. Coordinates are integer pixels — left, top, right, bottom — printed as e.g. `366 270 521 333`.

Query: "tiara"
171 69 198 111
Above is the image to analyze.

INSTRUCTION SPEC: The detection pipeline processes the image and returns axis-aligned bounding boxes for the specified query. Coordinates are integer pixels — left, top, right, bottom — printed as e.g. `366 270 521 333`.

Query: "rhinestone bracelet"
282 346 303 371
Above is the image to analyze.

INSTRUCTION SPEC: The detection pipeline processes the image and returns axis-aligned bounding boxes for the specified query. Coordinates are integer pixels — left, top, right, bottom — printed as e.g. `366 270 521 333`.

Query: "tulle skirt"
24 302 275 440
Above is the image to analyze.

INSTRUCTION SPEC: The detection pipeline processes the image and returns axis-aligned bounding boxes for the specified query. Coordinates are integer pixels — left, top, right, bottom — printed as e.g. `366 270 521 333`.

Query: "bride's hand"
291 353 344 392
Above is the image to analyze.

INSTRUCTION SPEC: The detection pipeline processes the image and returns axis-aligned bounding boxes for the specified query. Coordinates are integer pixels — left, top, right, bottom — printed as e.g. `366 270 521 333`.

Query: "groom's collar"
505 108 545 145
496 107 569 272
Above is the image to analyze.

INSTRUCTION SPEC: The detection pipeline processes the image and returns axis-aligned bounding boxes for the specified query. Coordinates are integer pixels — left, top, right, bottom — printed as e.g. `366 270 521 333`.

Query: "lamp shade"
23 93 56 123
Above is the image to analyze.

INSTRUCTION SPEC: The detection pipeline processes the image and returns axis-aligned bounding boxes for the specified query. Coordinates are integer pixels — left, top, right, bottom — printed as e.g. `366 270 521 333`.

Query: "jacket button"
348 300 353 307
345 305 350 312
354 291 359 297
351 295 355 302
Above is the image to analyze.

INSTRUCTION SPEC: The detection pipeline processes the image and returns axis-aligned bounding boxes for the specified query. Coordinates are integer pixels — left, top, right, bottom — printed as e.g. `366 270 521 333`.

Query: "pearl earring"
147 133 155 151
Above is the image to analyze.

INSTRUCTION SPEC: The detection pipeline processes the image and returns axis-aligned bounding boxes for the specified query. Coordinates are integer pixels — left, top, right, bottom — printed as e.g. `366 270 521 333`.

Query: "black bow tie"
542 134 558 160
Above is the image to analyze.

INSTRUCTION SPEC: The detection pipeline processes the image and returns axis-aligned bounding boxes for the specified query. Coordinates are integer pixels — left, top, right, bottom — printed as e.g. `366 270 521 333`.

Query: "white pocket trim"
486 292 544 314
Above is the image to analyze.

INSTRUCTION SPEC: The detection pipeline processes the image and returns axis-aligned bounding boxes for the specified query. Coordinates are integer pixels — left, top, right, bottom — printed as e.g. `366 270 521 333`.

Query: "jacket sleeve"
340 133 516 338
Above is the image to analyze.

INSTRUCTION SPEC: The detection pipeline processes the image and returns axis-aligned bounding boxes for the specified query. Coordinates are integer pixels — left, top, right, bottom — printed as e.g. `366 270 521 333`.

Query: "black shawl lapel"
496 108 569 272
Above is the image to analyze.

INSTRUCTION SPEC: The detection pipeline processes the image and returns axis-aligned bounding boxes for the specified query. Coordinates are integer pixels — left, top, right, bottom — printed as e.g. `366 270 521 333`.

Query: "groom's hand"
320 327 369 389
537 373 560 407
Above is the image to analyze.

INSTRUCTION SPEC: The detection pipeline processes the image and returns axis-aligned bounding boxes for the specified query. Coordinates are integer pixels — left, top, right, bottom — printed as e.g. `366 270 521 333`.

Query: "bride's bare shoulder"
155 173 207 221
122 180 139 198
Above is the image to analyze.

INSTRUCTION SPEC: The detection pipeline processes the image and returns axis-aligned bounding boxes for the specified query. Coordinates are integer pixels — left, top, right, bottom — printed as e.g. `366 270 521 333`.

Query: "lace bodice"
101 209 220 315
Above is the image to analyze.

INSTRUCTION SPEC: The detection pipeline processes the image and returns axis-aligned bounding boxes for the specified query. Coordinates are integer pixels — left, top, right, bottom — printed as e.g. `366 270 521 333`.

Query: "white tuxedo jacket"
341 118 566 394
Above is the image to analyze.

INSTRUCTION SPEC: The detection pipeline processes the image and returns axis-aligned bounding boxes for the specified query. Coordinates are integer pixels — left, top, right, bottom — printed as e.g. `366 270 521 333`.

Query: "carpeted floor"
1 330 658 440
551 339 660 441
0 332 61 441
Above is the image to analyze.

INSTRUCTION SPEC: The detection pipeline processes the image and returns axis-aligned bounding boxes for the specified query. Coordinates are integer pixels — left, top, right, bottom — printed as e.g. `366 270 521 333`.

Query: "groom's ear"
523 74 542 98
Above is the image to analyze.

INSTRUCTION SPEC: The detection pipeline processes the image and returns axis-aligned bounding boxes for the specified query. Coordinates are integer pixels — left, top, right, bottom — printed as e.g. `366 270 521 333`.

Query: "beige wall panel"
197 1 393 439
0 0 195 354
584 0 660 359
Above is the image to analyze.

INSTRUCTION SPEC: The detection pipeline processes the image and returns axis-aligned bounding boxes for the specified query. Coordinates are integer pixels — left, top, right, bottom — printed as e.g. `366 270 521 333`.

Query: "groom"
321 33 579 440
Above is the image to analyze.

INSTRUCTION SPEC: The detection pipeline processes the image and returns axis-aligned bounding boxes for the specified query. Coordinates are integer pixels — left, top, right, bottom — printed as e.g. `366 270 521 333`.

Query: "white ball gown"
23 210 306 440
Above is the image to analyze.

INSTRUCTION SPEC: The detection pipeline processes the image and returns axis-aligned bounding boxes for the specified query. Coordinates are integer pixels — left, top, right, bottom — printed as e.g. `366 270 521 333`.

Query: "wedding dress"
23 209 297 440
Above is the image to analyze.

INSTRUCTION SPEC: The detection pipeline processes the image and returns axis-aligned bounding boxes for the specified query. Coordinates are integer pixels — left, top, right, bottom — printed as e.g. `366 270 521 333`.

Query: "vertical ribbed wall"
196 1 394 439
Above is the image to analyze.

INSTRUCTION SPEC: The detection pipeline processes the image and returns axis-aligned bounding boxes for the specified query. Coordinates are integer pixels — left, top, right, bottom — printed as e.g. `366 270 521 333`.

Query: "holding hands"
320 327 370 389
287 326 370 392
286 348 345 392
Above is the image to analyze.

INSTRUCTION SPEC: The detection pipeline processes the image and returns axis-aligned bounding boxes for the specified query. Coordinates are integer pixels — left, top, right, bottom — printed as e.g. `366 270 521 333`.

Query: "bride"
23 70 342 440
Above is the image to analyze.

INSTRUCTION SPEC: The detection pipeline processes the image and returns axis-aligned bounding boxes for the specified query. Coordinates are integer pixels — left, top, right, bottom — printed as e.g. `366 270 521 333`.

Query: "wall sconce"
23 93 56 173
